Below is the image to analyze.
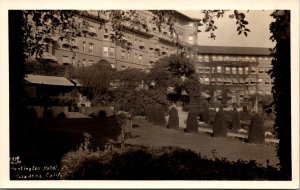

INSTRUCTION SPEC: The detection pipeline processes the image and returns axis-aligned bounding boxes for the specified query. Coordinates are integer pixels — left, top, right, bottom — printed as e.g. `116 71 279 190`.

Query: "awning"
201 92 210 98
181 90 188 96
210 78 216 82
167 87 176 94
88 27 97 35
25 74 74 86
71 79 82 87
232 78 238 84
41 52 57 62
239 78 245 84
250 78 257 82
62 57 72 64
149 43 154 49
217 78 223 82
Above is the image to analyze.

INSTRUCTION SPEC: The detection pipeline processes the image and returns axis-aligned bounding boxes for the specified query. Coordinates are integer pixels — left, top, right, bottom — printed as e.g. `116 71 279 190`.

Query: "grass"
126 118 279 167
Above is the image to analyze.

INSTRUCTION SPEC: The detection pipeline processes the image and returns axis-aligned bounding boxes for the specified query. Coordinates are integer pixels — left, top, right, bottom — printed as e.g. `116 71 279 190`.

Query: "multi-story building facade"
188 46 273 106
49 10 200 72
39 10 273 107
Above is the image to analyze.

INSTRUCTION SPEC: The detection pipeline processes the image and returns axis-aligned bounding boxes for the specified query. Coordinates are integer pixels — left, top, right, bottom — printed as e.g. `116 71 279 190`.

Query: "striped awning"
25 74 74 86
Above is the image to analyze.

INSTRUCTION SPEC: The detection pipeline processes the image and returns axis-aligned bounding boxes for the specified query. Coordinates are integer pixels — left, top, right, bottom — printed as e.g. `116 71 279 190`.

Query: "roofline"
174 10 201 21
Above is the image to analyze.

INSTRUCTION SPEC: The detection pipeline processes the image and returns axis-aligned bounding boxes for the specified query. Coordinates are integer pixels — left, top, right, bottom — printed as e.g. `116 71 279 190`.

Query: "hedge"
60 146 281 180
168 107 179 129
248 114 265 144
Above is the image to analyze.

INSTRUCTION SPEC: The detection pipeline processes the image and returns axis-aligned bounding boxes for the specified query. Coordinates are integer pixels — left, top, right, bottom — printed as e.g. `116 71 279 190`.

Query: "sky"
179 10 275 48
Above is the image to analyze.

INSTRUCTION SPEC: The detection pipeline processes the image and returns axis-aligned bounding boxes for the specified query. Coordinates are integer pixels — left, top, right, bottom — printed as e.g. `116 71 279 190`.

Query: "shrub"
168 107 179 129
60 146 281 180
45 109 53 119
213 106 227 138
232 106 241 130
56 112 66 119
24 107 37 124
248 114 265 144
202 105 210 124
186 111 198 133
98 110 106 118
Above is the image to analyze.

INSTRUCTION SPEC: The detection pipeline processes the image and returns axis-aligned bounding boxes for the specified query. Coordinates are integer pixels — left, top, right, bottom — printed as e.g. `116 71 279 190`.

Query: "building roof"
175 11 201 21
194 46 272 56
25 74 74 86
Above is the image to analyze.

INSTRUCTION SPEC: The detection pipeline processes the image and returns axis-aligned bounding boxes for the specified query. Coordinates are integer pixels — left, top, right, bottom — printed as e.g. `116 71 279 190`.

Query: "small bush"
98 110 106 118
232 106 241 130
45 109 53 119
248 114 265 144
186 111 198 133
24 107 37 124
213 106 227 137
56 112 66 119
168 107 179 129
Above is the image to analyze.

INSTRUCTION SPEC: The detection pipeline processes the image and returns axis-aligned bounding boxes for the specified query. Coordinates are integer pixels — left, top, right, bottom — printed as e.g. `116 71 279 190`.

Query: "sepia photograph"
0 0 299 189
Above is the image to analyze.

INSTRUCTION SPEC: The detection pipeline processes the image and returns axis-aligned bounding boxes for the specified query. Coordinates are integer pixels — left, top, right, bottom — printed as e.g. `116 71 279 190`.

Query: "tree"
74 60 114 99
269 10 291 179
115 68 145 89
221 87 229 107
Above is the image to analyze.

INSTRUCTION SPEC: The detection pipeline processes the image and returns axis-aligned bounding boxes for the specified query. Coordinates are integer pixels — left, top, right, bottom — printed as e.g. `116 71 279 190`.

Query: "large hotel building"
38 10 273 106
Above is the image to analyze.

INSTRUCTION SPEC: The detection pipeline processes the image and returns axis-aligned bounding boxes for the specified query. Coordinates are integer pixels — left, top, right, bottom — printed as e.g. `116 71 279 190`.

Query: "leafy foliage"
74 60 114 99
248 114 265 144
268 10 291 179
60 146 281 180
168 107 179 129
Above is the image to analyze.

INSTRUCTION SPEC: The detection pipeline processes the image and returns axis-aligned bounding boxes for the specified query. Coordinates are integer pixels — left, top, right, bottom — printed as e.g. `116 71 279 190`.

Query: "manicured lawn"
126 118 279 167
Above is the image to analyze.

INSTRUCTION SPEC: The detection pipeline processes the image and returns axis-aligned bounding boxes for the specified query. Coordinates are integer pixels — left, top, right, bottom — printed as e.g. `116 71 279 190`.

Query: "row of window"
211 90 272 96
197 66 270 75
200 77 272 85
194 55 271 63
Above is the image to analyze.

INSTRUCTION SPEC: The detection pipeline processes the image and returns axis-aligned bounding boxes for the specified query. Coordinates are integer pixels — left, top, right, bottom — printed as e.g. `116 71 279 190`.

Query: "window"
212 55 217 61
188 22 194 27
127 51 130 60
89 43 94 53
258 78 263 84
121 51 125 60
245 67 249 74
204 78 209 83
103 47 108 57
83 42 86 51
266 91 271 95
204 55 209 62
218 56 223 61
104 29 109 40
89 60 94 66
197 55 203 62
232 67 237 74
109 47 115 57
225 67 230 74
139 55 143 64
217 66 222 73
134 53 137 63
83 59 86 66
259 68 264 73
251 57 256 62
188 35 194 44
238 67 243 74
